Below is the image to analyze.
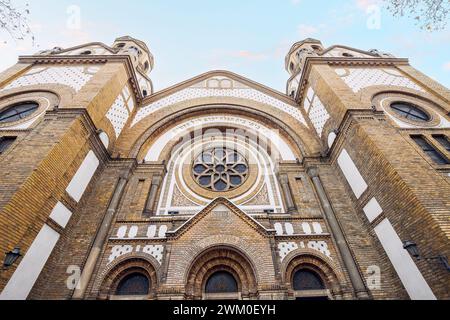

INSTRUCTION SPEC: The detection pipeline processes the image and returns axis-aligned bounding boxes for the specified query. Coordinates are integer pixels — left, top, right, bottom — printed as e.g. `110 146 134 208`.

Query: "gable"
167 198 274 240
131 71 307 127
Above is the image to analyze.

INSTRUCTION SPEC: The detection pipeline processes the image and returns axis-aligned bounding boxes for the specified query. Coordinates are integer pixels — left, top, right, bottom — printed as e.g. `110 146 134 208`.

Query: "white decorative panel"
99 132 110 149
307 241 332 259
363 198 383 223
128 226 138 238
147 225 157 238
0 224 60 300
117 226 127 238
132 80 307 127
303 86 330 137
1 66 100 93
309 97 330 136
337 149 368 199
158 225 168 238
105 86 134 138
142 245 164 264
278 242 298 261
284 223 294 235
66 150 100 202
328 132 337 148
49 202 72 228
312 222 323 234
302 222 312 235
274 223 283 235
374 219 436 300
108 245 133 263
335 68 425 93
106 95 129 138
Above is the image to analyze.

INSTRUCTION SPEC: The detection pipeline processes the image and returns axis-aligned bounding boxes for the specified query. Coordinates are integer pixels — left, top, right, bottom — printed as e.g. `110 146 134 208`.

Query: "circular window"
0 101 39 124
192 147 249 192
390 102 430 122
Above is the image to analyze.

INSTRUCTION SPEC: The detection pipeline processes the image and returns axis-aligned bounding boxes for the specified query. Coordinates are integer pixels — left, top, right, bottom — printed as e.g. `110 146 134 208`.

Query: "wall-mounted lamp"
3 247 21 268
403 241 450 272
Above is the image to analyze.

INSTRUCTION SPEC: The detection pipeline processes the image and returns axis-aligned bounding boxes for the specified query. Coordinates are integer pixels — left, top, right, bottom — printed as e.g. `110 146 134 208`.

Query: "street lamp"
403 241 450 272
3 247 21 268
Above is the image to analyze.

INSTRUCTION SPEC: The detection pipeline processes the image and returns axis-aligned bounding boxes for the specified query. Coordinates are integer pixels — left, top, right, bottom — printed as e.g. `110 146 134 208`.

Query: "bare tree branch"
0 0 34 44
385 0 450 31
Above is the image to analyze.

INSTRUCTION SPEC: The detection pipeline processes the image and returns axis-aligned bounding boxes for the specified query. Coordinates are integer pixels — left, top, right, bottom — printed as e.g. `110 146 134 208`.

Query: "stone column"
143 175 162 217
279 174 296 213
72 170 131 299
307 166 370 299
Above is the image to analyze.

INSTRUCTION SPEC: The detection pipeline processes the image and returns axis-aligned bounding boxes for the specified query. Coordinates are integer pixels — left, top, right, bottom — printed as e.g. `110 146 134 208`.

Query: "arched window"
80 50 92 55
342 52 354 57
205 271 238 294
293 269 325 291
390 102 430 122
0 101 39 124
115 272 150 296
293 269 329 300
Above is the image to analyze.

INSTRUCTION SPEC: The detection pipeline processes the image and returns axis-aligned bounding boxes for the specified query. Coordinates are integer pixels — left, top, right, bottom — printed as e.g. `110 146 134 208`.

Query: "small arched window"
115 43 126 48
293 269 325 291
390 102 430 122
80 50 92 55
0 101 39 124
290 62 295 72
205 271 238 294
115 272 150 296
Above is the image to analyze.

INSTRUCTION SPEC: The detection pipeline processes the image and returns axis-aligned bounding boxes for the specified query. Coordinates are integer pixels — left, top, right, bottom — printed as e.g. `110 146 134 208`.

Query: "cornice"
17 54 145 104
294 57 410 103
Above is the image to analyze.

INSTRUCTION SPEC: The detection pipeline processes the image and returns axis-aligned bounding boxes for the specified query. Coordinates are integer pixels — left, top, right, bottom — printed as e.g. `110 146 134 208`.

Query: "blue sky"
1 0 449 92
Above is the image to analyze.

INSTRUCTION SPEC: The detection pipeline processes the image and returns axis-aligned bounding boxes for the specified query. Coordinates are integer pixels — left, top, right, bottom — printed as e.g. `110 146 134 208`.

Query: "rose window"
192 147 249 192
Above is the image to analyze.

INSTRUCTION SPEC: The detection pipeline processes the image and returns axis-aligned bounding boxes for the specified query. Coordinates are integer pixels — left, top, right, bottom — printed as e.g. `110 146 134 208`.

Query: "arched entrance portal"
204 271 240 300
185 246 258 300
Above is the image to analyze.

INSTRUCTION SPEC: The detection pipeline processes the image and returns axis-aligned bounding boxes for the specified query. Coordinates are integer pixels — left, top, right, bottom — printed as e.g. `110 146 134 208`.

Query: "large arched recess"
114 71 322 159
121 103 320 162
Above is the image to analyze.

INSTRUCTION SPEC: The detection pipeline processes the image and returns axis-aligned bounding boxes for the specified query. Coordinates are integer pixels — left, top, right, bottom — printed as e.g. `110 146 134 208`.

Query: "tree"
0 0 33 44
385 0 450 31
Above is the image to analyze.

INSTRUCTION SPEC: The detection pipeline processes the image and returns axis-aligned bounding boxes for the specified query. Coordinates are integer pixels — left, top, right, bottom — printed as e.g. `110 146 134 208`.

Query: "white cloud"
355 0 382 11
231 50 268 61
297 24 319 38
444 62 450 71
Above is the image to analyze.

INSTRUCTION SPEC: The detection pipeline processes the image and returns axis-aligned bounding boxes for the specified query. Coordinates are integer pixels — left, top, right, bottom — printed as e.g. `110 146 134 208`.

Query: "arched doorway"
185 246 258 300
204 271 240 300
284 253 342 300
115 272 150 297
292 269 329 300
98 257 159 300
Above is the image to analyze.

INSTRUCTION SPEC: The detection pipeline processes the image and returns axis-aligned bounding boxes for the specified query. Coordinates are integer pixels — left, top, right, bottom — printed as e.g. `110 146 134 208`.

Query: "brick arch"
282 250 345 298
0 84 77 107
185 245 259 300
97 256 159 300
359 86 449 113
127 105 319 162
